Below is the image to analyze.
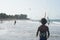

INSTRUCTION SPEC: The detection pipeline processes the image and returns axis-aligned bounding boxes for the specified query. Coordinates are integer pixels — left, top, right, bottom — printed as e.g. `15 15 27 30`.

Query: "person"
36 18 50 40
14 20 16 25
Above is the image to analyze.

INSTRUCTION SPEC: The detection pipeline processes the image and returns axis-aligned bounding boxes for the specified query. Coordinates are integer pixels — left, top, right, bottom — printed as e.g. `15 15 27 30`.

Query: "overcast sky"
0 0 60 19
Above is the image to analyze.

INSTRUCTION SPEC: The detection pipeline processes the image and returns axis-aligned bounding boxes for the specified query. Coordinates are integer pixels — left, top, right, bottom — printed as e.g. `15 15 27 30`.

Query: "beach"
0 20 60 40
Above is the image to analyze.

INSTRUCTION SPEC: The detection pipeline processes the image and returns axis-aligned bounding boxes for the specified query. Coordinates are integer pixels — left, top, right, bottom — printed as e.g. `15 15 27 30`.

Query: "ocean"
0 20 60 40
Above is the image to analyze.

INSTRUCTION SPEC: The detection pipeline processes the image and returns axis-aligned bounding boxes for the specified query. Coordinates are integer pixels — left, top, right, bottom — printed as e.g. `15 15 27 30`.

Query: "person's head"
41 18 47 25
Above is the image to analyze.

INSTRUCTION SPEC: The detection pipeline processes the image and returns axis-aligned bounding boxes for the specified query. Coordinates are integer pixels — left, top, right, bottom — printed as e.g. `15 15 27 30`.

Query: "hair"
41 18 47 25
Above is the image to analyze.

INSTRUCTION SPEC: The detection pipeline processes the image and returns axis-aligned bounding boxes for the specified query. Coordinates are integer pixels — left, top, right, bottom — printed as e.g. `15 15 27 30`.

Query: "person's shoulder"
38 25 42 28
45 25 49 29
45 25 48 27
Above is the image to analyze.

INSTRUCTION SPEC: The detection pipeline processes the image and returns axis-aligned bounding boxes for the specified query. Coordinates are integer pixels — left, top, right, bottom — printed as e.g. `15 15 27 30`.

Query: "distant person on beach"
14 20 16 25
36 18 50 40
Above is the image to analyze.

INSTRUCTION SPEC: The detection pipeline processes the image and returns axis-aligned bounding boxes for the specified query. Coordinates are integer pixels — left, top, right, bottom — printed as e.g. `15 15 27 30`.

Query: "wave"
53 22 60 24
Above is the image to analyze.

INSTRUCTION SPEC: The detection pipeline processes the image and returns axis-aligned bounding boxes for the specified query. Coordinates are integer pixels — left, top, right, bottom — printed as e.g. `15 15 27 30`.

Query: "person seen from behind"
36 18 50 40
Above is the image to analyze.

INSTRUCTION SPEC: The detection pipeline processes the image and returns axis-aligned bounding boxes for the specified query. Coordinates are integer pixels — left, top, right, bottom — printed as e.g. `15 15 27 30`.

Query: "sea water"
0 20 60 40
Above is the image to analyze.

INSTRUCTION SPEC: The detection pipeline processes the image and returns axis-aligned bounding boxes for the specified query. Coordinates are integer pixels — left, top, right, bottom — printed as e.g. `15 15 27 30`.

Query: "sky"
0 0 60 19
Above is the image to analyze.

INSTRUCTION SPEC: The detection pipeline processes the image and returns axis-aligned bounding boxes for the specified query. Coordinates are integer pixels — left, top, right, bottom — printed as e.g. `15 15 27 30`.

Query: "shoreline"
0 19 30 21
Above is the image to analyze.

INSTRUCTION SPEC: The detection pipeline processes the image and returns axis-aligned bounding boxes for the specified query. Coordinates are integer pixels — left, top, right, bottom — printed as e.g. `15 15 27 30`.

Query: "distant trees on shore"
0 13 29 20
